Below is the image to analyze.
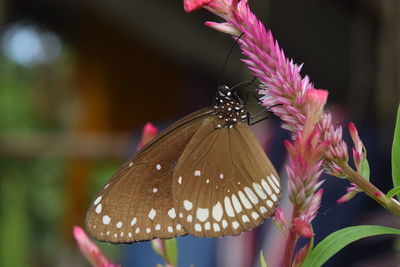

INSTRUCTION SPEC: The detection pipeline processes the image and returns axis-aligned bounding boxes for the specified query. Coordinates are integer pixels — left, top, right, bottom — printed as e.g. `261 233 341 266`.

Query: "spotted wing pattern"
172 117 281 237
85 108 214 243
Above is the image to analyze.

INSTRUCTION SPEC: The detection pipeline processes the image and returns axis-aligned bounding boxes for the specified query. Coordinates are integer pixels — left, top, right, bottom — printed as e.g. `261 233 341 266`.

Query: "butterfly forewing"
85 108 214 243
172 118 281 237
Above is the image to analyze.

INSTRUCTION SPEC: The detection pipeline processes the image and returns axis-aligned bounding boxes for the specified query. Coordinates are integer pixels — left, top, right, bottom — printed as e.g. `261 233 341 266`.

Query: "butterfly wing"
85 107 214 243
172 118 281 237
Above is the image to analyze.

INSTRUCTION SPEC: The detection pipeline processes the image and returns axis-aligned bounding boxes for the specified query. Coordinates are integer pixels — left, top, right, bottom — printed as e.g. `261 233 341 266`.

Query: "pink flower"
337 184 361 204
137 122 158 150
348 122 364 171
292 218 312 238
73 226 120 267
272 207 286 234
183 0 213 12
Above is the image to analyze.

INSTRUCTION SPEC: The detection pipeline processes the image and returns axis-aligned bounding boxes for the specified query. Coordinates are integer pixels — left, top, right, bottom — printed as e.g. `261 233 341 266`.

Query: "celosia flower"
183 0 349 174
137 122 158 150
292 218 312 238
272 207 286 234
348 122 364 171
337 184 361 204
73 226 120 267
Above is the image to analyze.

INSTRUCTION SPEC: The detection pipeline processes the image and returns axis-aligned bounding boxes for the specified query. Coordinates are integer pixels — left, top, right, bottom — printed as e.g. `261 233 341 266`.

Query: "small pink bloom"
73 226 120 267
272 207 286 234
348 122 364 171
151 239 166 257
337 184 361 204
137 122 158 150
292 218 313 238
301 189 323 223
205 21 241 36
183 0 213 12
305 89 328 122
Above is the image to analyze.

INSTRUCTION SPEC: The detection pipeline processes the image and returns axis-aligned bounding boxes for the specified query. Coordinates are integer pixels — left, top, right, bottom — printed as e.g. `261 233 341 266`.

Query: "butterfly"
85 85 281 243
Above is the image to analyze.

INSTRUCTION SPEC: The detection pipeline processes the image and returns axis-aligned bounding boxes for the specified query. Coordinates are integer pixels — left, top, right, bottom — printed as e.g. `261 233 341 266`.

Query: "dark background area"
0 0 398 266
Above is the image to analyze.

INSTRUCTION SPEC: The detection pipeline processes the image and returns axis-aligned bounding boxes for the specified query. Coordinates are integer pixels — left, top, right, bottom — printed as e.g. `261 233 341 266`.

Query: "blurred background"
0 0 399 266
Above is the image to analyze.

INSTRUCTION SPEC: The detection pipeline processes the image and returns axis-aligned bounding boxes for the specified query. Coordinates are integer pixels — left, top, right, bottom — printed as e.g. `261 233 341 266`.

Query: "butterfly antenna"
218 33 245 86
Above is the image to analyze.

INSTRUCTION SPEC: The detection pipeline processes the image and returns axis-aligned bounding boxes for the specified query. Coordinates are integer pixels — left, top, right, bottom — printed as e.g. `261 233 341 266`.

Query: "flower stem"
283 207 300 267
336 161 400 217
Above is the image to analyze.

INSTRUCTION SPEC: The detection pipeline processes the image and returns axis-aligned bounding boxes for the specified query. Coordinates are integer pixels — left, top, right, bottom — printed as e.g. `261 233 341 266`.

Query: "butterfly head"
214 85 248 128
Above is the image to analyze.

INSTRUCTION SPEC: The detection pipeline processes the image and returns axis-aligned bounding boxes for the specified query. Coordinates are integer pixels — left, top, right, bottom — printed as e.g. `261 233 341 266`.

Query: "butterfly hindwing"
85 108 214 243
172 117 281 237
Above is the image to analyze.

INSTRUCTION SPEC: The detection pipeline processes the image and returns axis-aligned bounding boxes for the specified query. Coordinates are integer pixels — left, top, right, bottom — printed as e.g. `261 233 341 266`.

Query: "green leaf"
259 251 267 267
301 225 400 267
387 186 400 199
165 238 178 266
392 104 400 199
360 145 370 181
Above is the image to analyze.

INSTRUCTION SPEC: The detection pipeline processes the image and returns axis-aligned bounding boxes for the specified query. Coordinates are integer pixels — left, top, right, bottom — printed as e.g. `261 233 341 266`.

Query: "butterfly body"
85 86 281 243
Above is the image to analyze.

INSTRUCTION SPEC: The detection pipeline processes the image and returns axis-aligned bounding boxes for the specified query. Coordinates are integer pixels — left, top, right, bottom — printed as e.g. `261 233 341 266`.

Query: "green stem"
336 161 400 217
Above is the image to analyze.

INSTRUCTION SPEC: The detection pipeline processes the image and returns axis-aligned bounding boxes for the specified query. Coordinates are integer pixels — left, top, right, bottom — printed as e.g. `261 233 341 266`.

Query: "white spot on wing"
222 219 228 229
261 179 272 194
95 204 102 214
231 194 242 213
148 209 156 220
196 208 209 222
219 173 224 179
94 196 102 205
184 200 193 211
212 202 223 221
156 164 161 170
131 217 137 226
176 224 182 231
213 223 221 232
271 174 280 187
146 228 151 233
187 215 193 222
168 208 176 219
271 194 278 201
116 221 123 228
155 224 161 231
238 191 252 209
135 228 140 234
206 179 210 184
152 188 158 193
178 176 182 184
128 232 132 238
168 226 173 233
195 224 202 232
252 212 260 220
242 215 250 223
267 176 280 193
232 221 240 229
245 187 259 204
260 206 267 213
253 182 267 200
224 197 235 217
267 200 274 207
204 222 211 230
194 170 201 176
129 162 133 167
102 215 111 225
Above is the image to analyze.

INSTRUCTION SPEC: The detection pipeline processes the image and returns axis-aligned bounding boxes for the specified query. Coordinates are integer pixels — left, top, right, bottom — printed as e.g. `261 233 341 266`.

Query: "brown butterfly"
85 85 281 243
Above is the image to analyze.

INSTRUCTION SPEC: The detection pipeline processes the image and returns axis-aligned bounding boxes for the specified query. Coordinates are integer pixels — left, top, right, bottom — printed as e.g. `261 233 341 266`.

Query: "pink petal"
183 0 213 12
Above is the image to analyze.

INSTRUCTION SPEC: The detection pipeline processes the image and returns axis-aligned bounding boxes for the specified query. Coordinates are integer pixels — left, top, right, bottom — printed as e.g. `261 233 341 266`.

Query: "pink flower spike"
73 226 120 267
292 218 313 238
183 0 213 12
306 89 328 118
348 122 364 170
137 122 158 150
